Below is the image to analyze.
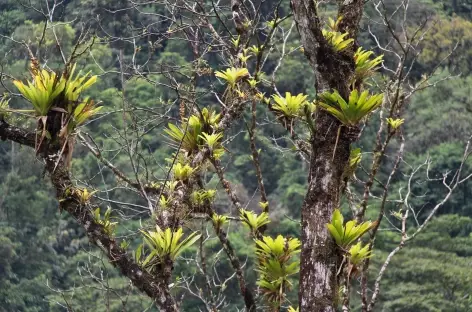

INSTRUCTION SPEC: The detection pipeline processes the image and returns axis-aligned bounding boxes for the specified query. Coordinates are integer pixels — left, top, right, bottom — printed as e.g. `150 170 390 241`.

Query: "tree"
0 0 471 311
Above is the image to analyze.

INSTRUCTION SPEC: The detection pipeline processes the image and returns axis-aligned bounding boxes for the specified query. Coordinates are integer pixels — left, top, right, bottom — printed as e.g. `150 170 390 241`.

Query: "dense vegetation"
0 0 471 311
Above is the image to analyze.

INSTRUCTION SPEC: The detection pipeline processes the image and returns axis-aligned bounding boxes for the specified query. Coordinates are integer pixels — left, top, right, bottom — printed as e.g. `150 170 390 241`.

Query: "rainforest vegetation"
0 0 472 311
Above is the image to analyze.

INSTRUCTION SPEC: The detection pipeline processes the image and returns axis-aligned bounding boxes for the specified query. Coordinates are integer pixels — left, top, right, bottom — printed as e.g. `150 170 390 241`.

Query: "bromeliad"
13 68 65 117
139 227 201 274
318 89 383 126
326 209 376 249
240 209 270 235
255 235 301 307
215 67 249 89
271 92 308 118
13 62 100 159
353 48 383 83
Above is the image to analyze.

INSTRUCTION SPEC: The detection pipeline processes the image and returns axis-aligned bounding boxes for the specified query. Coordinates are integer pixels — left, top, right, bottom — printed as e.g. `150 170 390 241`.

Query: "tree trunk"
291 0 365 310
299 112 350 311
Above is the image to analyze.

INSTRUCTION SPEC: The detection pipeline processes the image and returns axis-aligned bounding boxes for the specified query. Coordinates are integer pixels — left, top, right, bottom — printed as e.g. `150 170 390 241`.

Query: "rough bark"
290 1 365 311
298 116 350 312
0 120 36 147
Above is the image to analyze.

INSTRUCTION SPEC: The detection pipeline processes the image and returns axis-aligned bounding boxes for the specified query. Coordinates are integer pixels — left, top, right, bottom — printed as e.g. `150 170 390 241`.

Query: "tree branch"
0 120 178 312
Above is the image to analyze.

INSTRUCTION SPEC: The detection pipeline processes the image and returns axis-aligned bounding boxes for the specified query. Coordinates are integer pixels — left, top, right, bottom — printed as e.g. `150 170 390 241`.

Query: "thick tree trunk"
299 112 350 312
291 0 365 310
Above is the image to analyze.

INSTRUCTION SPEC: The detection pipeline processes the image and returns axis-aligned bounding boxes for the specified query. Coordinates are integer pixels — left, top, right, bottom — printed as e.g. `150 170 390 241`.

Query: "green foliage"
259 201 269 211
274 54 316 95
267 19 280 29
69 100 102 129
159 195 171 209
406 72 472 154
348 242 372 265
93 207 117 236
432 0 472 18
200 107 222 126
199 132 223 150
353 47 383 82
140 228 201 273
323 30 354 52
238 52 251 64
211 213 228 230
190 189 216 205
374 216 472 312
255 235 301 305
249 45 262 55
0 5 25 35
8 21 75 61
271 92 309 118
386 117 404 129
401 142 472 216
64 63 97 102
13 62 99 134
240 209 270 234
215 67 249 89
165 122 200 151
172 163 195 180
13 67 66 116
73 187 98 204
1 2 472 311
318 89 383 126
0 97 9 119
322 18 354 52
231 35 240 48
164 108 222 154
418 16 472 75
247 78 258 88
349 148 362 169
326 209 376 248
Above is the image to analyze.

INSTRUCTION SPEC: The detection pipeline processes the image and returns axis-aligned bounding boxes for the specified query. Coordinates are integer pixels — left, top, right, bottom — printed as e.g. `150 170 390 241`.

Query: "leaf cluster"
14 63 97 118
326 209 376 265
139 228 201 273
318 89 383 126
240 209 270 234
215 67 249 89
0 97 10 119
211 213 228 231
322 18 354 52
353 47 383 83
327 209 376 248
13 68 66 116
349 148 362 169
271 92 309 118
386 117 404 129
93 207 117 236
322 29 354 52
74 187 98 204
190 189 216 206
164 107 223 157
172 163 195 181
63 63 97 102
255 235 301 305
348 242 372 265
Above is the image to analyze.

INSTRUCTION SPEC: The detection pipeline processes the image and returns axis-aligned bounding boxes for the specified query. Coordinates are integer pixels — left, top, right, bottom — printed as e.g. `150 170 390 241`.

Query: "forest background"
0 0 472 311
